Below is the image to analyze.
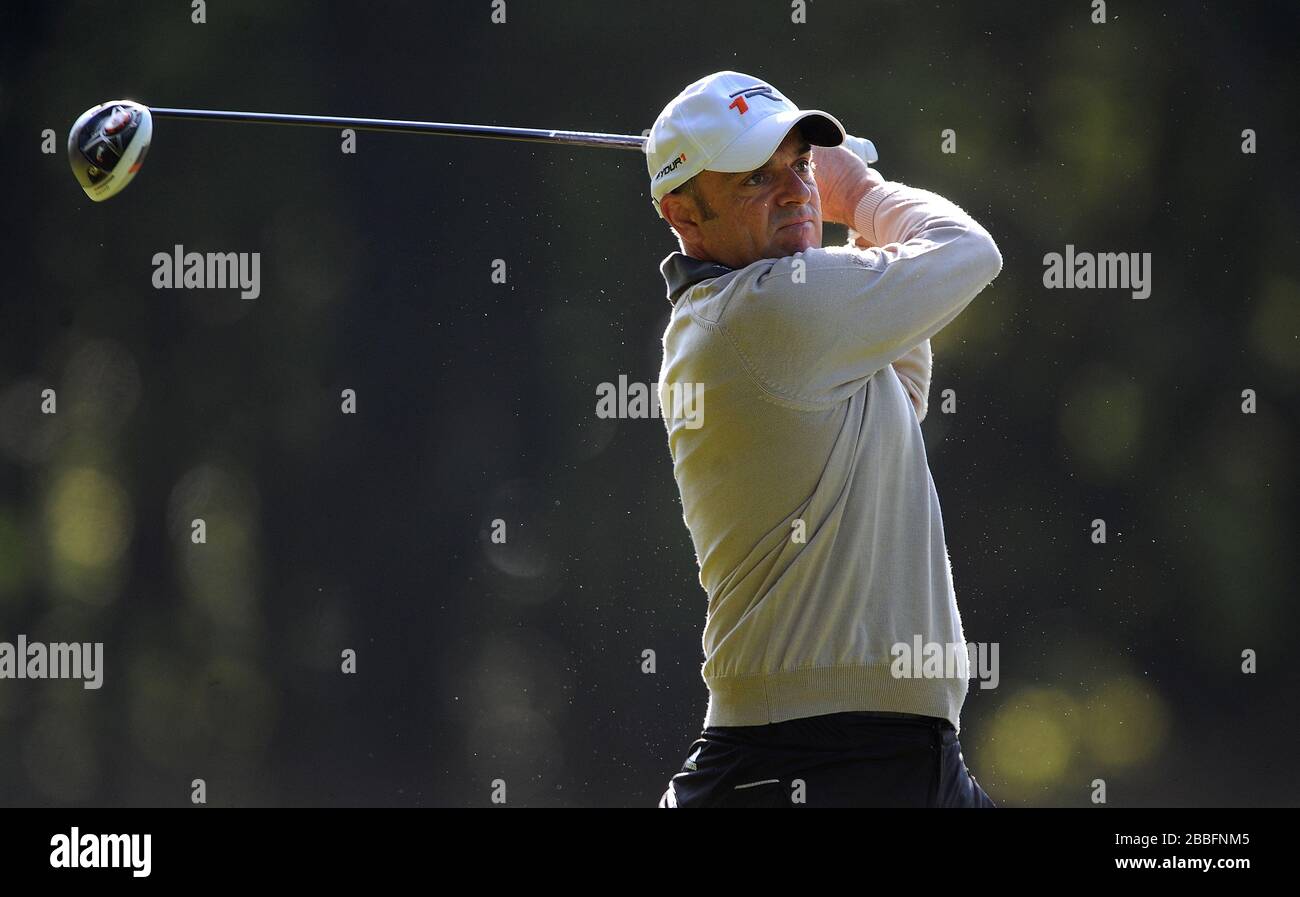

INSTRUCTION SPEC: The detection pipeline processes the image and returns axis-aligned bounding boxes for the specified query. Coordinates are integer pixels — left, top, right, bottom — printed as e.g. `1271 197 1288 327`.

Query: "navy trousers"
658 710 996 807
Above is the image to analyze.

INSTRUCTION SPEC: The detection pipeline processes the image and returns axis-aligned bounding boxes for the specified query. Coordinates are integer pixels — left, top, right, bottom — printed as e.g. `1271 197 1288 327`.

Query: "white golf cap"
646 71 846 218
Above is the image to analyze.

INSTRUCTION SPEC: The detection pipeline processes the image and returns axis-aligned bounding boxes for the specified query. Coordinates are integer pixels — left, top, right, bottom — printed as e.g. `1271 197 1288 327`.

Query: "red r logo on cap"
728 96 749 116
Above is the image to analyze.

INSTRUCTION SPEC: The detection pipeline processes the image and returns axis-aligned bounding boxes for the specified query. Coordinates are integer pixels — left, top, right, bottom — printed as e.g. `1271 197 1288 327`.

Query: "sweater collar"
660 251 734 306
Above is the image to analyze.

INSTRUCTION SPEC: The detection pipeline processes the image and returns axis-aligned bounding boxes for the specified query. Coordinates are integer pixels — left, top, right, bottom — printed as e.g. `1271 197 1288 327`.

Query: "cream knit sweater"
657 175 1003 731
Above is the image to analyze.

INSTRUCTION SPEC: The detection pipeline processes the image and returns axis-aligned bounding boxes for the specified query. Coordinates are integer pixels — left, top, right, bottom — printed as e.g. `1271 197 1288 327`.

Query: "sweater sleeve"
716 180 1002 408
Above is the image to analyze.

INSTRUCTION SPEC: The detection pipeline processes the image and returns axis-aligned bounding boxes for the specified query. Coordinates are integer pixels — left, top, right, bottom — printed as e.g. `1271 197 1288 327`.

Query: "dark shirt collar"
659 251 735 306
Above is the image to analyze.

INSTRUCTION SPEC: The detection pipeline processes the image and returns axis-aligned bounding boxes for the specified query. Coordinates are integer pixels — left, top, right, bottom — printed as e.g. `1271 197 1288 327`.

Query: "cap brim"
708 109 846 173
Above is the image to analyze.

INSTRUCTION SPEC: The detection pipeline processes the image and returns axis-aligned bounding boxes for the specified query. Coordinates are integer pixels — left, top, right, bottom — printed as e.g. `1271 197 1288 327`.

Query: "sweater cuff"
850 182 898 247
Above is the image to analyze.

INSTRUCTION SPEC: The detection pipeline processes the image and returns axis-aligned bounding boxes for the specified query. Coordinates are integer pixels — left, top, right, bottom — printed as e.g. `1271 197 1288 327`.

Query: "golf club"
68 100 877 202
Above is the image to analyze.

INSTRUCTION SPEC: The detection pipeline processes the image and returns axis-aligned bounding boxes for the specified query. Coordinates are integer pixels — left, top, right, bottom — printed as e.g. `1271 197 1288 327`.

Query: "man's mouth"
778 218 814 231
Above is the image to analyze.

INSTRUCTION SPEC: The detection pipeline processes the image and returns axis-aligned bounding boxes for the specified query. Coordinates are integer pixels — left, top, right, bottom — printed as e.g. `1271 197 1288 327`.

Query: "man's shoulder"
725 246 875 308
751 245 874 278
665 245 874 326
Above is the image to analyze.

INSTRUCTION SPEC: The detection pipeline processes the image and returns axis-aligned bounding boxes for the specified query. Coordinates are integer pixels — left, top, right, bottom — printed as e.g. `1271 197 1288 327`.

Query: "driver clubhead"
68 100 152 201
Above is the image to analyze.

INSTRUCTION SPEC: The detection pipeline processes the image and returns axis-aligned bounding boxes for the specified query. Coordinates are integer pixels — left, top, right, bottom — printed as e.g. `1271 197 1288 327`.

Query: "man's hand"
814 143 883 227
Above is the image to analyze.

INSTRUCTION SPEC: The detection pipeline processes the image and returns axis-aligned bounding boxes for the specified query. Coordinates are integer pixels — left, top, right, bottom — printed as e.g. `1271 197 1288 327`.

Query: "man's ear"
661 193 702 242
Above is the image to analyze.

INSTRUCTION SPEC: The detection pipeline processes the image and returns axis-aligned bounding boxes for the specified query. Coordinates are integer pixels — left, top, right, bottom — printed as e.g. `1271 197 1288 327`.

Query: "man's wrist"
831 166 885 227
847 174 893 243
835 178 874 226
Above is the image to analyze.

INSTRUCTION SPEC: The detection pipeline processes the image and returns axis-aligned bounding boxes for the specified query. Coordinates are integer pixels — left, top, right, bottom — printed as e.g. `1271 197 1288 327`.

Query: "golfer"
649 72 1003 807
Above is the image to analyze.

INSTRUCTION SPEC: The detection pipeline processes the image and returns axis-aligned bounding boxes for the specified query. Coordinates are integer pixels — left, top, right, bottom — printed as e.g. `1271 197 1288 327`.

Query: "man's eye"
745 159 811 186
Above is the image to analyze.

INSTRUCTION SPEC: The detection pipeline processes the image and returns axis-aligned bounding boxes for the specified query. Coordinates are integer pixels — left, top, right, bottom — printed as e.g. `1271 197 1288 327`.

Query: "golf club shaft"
149 107 647 151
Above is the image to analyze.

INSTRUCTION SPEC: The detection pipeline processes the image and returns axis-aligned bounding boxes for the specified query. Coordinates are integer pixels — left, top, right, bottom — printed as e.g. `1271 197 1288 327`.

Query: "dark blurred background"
0 0 1296 807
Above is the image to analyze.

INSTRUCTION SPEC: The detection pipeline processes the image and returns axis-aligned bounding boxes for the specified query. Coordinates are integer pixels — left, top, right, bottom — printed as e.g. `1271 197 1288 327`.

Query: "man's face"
665 127 822 269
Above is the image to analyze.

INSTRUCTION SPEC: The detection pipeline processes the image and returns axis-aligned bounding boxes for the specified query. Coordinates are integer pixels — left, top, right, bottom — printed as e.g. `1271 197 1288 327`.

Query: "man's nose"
775 164 813 205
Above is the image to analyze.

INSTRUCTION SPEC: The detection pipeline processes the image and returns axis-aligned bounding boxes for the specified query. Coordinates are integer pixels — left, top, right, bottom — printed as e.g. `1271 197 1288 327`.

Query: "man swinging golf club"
650 71 1003 807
